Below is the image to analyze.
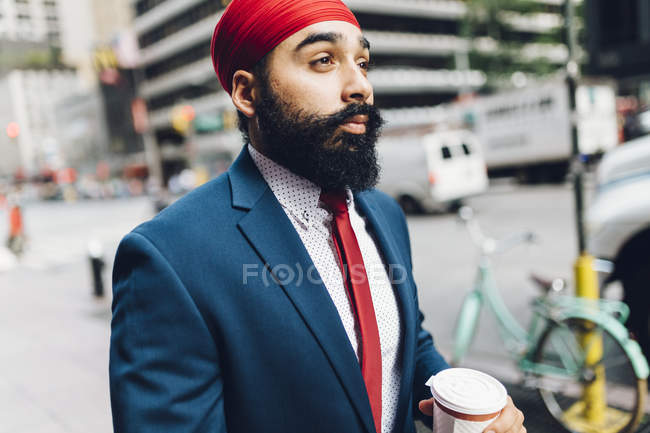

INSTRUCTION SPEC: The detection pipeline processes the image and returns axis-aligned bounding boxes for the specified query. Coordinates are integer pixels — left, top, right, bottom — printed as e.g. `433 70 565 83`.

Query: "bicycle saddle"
530 273 566 294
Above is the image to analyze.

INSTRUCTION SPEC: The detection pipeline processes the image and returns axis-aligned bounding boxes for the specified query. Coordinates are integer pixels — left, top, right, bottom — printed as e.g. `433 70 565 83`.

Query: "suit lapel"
229 148 376 433
355 191 417 433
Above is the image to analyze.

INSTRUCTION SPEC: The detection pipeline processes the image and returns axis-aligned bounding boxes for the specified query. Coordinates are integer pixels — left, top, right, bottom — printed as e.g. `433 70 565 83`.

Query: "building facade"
54 89 110 174
0 0 61 45
0 68 79 177
0 0 150 180
131 0 569 181
586 0 650 105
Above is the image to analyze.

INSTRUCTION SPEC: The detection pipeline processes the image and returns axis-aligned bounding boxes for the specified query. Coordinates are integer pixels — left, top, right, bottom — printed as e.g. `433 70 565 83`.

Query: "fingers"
484 396 525 433
418 398 434 416
419 394 526 432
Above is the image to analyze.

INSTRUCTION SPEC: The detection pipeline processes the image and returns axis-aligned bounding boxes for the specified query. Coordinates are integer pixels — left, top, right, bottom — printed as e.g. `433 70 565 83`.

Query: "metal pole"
455 50 472 97
133 67 163 191
565 0 586 255
564 5 607 429
142 125 163 190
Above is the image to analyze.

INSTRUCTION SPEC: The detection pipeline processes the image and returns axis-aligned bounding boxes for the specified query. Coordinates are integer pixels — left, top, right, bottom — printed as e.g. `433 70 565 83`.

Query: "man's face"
252 21 383 192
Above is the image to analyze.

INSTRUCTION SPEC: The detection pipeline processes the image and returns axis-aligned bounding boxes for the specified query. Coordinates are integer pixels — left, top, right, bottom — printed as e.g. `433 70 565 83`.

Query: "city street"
414 180 581 374
0 182 640 432
0 197 152 433
2 0 649 432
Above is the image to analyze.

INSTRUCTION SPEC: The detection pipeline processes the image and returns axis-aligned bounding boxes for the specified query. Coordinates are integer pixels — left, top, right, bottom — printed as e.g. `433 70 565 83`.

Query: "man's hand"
418 395 526 433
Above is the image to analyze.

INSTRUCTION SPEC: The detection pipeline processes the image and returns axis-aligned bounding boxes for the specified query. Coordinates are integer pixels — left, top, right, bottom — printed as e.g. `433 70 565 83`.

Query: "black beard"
254 84 384 193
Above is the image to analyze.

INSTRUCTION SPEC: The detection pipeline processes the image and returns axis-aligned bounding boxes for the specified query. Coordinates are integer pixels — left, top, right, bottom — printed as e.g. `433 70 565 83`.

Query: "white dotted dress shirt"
248 144 403 433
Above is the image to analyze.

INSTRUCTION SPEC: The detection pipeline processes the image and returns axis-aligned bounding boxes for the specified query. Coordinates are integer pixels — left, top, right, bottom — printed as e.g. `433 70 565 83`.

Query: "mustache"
321 103 383 130
254 85 383 192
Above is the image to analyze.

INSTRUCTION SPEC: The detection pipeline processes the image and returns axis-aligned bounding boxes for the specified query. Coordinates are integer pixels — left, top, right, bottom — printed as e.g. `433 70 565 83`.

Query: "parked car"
586 134 650 360
377 128 488 213
622 107 650 142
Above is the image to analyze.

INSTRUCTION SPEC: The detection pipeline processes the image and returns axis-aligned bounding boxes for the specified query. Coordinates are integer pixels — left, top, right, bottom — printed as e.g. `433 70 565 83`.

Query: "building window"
135 0 167 17
138 0 222 49
372 54 453 69
44 5 57 16
147 80 214 111
354 12 460 35
144 39 211 80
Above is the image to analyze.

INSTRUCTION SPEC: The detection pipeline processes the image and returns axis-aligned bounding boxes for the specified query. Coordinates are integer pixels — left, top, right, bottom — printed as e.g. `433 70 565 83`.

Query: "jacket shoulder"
360 188 413 267
362 189 406 224
130 173 238 247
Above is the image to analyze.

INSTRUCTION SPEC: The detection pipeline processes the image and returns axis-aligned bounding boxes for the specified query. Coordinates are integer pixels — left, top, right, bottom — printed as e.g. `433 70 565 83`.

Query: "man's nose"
341 62 373 104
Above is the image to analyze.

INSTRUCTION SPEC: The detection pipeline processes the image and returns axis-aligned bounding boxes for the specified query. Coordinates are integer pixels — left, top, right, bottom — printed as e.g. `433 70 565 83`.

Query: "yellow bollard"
574 253 599 300
564 253 607 430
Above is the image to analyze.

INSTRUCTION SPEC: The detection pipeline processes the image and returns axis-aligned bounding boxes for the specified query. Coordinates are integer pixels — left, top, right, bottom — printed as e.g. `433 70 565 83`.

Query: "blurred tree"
461 0 583 89
0 41 66 73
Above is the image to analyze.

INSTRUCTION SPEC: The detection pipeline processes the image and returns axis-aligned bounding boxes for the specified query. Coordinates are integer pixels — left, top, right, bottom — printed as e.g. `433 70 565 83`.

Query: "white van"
377 128 488 213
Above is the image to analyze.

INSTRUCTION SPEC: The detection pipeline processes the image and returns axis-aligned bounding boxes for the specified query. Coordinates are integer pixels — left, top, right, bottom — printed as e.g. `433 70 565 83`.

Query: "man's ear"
231 70 258 119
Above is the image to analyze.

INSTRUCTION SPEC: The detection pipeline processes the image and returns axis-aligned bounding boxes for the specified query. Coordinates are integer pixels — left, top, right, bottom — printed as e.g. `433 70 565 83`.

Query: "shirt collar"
247 144 353 225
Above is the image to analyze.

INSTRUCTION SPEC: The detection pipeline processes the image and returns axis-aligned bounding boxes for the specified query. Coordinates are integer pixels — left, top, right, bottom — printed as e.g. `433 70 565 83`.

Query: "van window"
461 143 472 156
441 146 452 160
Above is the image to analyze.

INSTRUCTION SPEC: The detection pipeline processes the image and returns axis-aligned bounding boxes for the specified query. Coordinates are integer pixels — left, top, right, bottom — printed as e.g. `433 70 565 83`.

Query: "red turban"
211 0 360 94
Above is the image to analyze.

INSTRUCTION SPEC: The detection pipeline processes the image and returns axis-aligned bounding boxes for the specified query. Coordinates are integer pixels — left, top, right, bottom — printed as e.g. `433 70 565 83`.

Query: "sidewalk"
505 382 650 433
0 259 114 433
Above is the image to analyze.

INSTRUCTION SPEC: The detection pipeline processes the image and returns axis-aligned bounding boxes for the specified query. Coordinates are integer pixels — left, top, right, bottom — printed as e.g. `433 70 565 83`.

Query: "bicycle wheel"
533 318 646 433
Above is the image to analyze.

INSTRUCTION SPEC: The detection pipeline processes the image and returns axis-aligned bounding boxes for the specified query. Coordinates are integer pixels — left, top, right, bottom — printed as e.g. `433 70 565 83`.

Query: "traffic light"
194 114 224 133
6 122 19 139
131 98 150 134
171 104 196 134
193 111 238 134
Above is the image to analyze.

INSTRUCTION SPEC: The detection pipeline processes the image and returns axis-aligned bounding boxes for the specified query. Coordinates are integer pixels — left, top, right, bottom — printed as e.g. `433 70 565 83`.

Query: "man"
109 1 526 432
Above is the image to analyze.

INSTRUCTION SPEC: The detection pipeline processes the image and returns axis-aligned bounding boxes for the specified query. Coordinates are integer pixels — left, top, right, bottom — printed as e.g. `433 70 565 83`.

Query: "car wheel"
621 258 650 363
398 195 423 215
447 199 463 213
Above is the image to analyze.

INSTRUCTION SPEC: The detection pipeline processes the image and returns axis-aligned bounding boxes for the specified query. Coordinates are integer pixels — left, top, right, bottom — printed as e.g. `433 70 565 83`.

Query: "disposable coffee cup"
425 368 507 433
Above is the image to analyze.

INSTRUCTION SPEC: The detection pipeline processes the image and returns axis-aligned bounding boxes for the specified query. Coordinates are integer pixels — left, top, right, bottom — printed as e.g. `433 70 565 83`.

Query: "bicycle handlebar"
458 206 537 256
494 231 537 254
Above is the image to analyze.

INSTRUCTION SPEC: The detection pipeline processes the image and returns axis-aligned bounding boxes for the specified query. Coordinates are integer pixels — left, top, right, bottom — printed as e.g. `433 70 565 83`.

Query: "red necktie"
320 191 382 433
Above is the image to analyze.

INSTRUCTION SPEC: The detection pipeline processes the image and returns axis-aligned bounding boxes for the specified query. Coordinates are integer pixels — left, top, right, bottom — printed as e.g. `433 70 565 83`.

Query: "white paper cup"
425 368 507 433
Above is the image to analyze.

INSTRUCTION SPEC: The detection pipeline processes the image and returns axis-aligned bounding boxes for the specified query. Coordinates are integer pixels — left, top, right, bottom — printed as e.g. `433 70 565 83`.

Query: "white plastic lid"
425 368 507 416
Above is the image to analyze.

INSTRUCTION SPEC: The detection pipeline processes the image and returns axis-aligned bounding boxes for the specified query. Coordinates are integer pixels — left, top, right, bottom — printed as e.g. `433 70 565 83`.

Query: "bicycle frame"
452 253 649 382
452 256 528 366
452 207 649 433
520 296 649 380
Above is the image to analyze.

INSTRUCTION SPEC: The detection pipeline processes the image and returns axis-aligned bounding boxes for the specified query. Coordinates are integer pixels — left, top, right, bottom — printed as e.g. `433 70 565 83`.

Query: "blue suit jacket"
109 147 449 433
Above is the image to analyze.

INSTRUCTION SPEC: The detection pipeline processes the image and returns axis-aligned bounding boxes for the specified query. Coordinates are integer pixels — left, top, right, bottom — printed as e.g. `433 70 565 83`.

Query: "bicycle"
451 207 649 433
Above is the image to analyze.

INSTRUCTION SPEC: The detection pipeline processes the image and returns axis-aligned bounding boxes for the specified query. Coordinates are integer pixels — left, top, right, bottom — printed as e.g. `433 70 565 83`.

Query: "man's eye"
359 61 372 71
313 56 332 66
